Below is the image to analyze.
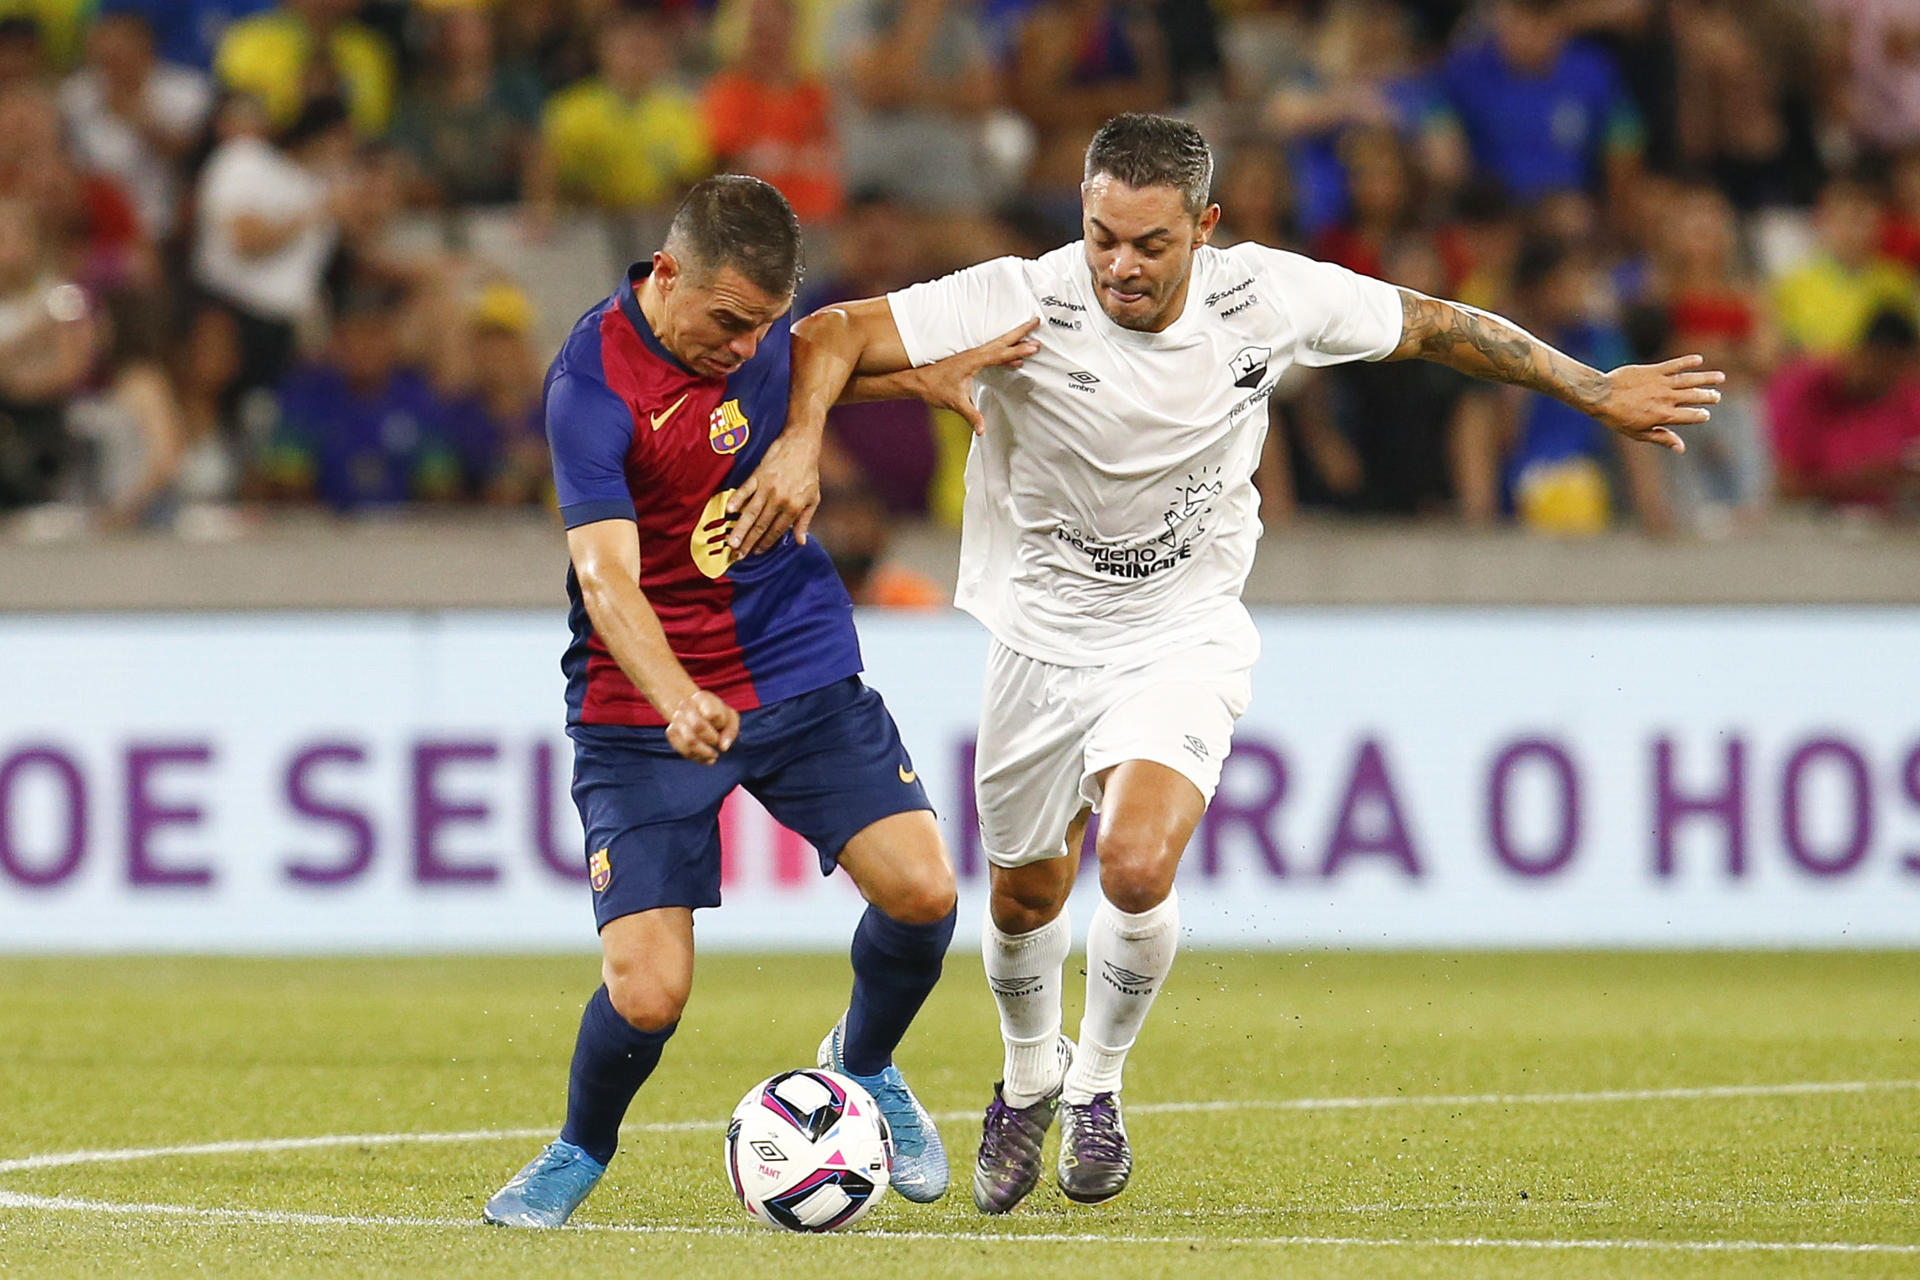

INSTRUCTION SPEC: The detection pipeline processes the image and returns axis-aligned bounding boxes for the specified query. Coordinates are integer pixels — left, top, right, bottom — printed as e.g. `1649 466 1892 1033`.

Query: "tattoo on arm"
1393 289 1608 412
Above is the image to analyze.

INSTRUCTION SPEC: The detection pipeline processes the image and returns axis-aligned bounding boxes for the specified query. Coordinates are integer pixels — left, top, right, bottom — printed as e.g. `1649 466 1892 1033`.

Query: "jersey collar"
617 261 700 376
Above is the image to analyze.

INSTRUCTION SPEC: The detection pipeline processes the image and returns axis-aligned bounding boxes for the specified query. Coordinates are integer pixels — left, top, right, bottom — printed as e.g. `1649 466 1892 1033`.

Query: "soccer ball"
725 1068 892 1232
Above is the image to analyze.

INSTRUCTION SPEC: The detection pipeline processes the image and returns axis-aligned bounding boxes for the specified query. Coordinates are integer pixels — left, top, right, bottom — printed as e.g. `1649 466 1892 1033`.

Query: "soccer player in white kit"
727 114 1723 1213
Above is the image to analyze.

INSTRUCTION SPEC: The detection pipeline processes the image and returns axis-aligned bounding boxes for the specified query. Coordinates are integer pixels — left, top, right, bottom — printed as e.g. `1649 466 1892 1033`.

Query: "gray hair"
1084 114 1215 215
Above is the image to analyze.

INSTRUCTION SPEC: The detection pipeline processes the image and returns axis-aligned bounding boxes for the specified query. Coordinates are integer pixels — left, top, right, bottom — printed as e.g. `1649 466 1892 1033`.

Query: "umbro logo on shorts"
1183 734 1209 760
989 974 1043 998
1102 962 1155 996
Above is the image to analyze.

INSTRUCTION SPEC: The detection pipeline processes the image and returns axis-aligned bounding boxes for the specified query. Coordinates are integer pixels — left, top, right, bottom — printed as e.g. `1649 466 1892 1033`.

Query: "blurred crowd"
3 0 1920 582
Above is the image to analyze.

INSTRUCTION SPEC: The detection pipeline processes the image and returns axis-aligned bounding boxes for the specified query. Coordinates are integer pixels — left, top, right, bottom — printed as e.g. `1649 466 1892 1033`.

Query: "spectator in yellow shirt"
540 8 710 212
0 0 92 70
1772 174 1919 356
214 0 395 138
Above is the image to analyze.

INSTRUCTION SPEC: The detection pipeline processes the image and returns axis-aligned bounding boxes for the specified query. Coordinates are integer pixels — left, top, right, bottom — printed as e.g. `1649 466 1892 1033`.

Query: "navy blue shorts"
569 676 932 929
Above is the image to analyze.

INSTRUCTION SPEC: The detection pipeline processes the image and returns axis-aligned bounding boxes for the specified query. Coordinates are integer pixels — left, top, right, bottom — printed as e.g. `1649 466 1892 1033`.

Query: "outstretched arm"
726 303 1037 554
1388 289 1720 452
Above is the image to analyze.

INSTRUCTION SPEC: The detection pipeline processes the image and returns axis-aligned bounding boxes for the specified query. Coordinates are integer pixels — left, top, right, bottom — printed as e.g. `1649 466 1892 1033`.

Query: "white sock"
1062 890 1179 1105
982 907 1073 1107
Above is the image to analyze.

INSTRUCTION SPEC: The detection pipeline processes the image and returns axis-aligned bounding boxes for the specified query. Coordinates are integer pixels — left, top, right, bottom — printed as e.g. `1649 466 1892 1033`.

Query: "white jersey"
887 240 1403 665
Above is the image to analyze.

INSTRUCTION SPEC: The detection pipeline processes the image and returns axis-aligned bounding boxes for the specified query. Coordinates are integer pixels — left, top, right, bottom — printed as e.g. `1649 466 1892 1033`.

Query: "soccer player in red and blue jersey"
484 176 1037 1227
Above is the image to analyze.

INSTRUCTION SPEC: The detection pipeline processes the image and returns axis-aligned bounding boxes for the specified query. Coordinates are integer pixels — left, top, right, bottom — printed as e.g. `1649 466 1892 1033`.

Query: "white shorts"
973 616 1259 868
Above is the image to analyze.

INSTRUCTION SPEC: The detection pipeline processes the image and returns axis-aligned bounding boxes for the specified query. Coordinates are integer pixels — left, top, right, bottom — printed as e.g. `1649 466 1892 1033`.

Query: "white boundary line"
1 1189 1916 1256
5 1077 1915 1176
3 1078 1917 1256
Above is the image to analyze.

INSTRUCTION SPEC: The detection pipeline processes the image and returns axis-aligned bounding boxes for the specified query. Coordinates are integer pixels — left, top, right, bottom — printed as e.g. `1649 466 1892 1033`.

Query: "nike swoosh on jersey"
898 764 917 784
650 392 691 431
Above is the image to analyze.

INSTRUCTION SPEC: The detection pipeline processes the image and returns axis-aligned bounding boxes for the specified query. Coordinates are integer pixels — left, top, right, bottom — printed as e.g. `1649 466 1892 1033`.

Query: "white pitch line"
4 1078 1915 1176
1124 1078 1920 1117
1 1189 1916 1256
0 1123 714 1176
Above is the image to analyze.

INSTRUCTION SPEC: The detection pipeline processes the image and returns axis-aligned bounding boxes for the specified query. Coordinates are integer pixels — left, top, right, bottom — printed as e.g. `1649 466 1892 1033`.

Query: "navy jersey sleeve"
546 370 637 528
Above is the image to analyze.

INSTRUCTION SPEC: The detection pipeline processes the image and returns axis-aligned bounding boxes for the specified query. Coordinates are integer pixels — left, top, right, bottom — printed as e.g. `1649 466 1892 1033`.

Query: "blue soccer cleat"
483 1139 606 1227
818 1016 950 1203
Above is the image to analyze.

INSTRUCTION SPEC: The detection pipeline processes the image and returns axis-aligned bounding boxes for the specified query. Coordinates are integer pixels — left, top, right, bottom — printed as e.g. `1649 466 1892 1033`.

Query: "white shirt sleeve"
196 141 266 224
885 257 1038 367
1238 244 1404 368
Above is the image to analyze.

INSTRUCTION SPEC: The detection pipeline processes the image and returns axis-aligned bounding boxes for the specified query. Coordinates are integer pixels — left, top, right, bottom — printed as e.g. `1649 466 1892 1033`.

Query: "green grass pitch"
1 951 1916 1278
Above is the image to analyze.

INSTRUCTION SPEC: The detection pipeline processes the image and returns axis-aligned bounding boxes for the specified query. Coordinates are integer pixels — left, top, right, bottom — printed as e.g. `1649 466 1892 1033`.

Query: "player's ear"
1195 204 1221 247
653 250 679 292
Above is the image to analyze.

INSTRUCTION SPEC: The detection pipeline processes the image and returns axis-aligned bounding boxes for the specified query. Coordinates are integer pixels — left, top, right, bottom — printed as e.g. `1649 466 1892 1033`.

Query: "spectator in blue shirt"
1465 237 1672 535
1263 0 1465 238
95 0 273 73
1439 0 1643 204
262 286 463 511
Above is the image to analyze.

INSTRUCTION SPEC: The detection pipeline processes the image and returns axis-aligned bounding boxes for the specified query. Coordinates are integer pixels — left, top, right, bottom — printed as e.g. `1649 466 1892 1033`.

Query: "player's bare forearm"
568 520 738 762
1388 289 1721 452
1388 289 1607 411
567 523 697 714
730 299 918 553
839 368 928 405
791 300 912 433
725 305 890 556
834 318 1040 429
739 307 1036 554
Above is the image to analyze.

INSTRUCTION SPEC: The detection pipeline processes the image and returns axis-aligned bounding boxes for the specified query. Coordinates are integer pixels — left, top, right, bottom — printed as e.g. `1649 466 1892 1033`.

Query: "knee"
879 860 957 927
603 964 688 1033
1097 833 1179 915
990 874 1067 935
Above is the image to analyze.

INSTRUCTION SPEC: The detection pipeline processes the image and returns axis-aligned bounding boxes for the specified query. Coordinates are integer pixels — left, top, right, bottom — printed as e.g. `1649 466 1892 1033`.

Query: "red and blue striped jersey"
545 264 862 727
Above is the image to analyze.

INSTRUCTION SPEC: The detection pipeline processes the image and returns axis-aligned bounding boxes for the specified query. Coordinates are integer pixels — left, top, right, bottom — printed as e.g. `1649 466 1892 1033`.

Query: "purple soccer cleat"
973 1084 1059 1214
1056 1092 1131 1205
972 1035 1074 1214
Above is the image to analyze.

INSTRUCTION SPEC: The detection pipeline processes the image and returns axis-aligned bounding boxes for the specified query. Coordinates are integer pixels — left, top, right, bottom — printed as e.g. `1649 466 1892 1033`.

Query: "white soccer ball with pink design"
725 1068 893 1231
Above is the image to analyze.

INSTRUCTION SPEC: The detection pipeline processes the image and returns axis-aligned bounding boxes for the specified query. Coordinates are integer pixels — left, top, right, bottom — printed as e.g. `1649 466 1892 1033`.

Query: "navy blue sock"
558 985 675 1166
842 904 958 1076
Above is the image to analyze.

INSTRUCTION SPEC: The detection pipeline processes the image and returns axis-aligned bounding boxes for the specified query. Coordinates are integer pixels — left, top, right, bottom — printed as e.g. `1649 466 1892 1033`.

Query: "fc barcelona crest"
709 399 750 454
589 848 611 892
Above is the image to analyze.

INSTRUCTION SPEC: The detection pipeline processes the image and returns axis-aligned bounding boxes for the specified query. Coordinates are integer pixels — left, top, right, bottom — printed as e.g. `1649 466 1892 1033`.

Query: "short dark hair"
663 175 803 298
280 93 351 151
1084 113 1214 215
1863 307 1919 352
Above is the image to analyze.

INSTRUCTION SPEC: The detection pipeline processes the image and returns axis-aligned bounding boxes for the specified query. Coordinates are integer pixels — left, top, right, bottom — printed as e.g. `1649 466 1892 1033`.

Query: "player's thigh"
1092 759 1208 912
975 641 1100 870
1080 623 1253 821
599 907 696 1031
839 809 955 925
743 678 934 884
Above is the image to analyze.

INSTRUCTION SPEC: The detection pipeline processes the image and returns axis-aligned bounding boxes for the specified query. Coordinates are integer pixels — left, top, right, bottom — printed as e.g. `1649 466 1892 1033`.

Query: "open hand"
666 689 739 765
915 318 1041 433
727 432 821 555
1594 355 1724 454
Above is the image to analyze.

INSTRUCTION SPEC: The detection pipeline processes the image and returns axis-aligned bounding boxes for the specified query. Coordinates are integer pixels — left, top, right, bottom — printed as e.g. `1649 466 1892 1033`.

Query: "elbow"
577 565 624 613
793 306 853 346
